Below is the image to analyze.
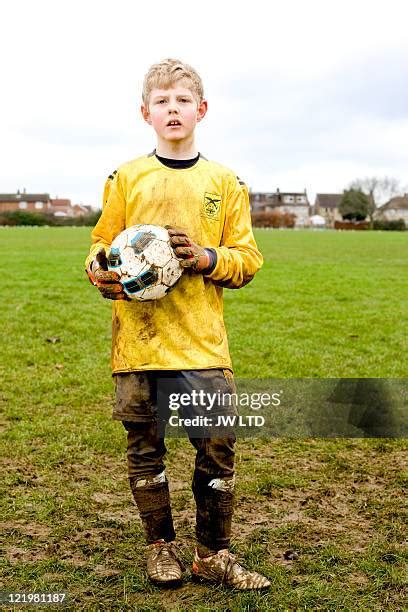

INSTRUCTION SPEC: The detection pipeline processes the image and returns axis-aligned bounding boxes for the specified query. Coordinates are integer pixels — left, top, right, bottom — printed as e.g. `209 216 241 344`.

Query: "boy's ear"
196 99 208 123
141 104 152 124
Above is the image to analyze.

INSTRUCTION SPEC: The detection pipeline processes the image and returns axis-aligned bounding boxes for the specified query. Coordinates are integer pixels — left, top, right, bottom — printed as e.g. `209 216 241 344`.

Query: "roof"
0 192 50 203
50 199 71 207
378 195 408 211
250 191 310 207
315 194 343 209
73 204 92 211
279 192 307 196
251 191 308 197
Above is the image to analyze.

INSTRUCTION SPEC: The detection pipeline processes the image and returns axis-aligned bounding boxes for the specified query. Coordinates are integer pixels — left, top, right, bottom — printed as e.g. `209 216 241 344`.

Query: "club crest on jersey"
203 192 221 220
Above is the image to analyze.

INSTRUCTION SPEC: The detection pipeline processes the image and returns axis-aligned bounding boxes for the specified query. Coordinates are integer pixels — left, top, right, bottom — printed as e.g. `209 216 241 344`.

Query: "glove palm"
87 249 129 301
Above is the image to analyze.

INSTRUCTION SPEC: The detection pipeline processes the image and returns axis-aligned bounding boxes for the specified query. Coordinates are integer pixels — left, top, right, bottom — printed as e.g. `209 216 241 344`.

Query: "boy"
85 59 269 590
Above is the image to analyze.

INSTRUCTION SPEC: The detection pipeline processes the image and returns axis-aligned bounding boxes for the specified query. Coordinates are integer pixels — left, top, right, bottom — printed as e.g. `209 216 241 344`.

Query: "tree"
349 176 401 226
339 189 371 221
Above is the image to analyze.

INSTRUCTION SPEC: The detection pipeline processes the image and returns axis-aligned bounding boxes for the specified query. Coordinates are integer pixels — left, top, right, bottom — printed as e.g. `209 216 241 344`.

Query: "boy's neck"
155 138 198 160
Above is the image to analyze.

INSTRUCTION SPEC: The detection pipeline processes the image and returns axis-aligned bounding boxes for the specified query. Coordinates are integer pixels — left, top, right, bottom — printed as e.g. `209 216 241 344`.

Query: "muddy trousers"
123 420 236 550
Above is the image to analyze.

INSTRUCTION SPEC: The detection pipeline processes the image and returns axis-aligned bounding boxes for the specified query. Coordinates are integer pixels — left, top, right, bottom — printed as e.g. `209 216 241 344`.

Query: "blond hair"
142 58 204 105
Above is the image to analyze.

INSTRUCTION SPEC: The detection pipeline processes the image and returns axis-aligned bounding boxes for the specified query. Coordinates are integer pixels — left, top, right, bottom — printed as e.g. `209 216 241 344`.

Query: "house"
250 189 311 227
314 194 343 227
50 198 73 217
375 195 408 225
0 190 51 213
0 190 93 217
50 200 93 217
72 204 93 217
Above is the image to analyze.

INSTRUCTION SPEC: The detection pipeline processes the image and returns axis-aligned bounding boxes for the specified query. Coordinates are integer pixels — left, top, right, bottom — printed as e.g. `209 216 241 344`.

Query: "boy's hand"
86 249 129 300
165 225 210 272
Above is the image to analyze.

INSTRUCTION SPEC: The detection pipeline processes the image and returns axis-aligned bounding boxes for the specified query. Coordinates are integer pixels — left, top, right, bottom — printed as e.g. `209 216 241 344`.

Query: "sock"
197 543 218 559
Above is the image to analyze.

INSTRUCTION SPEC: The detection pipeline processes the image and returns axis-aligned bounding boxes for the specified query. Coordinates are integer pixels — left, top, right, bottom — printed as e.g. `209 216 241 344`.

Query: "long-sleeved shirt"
85 152 263 373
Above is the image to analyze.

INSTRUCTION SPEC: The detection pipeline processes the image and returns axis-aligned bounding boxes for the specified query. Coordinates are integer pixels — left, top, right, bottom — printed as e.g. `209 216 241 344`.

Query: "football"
107 224 183 301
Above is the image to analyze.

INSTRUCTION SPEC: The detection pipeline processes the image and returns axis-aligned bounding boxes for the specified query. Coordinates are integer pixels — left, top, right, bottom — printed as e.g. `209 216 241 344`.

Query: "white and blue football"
107 224 183 301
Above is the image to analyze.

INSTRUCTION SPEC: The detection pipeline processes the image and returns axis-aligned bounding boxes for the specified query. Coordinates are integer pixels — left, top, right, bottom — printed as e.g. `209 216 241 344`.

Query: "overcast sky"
1 0 407 206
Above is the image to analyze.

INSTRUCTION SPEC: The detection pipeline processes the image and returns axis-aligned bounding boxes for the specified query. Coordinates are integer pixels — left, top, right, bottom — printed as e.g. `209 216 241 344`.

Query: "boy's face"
141 83 207 146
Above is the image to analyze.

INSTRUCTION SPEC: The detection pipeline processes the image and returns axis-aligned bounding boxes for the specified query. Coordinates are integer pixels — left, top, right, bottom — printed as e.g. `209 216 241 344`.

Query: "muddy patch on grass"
6 540 91 567
72 528 118 542
140 442 407 556
154 582 209 607
4 440 406 609
98 508 136 524
174 508 196 531
6 546 51 564
93 564 121 577
0 521 52 538
61 554 89 567
235 483 378 553
348 572 370 586
92 492 127 505
169 479 191 493
231 443 407 557
233 500 273 540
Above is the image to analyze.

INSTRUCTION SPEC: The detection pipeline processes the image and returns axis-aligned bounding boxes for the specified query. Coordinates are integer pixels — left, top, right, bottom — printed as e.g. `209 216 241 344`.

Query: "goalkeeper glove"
86 248 129 301
165 225 211 273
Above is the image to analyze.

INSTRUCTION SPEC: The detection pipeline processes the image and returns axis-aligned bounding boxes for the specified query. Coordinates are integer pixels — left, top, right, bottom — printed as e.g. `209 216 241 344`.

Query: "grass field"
1 227 407 610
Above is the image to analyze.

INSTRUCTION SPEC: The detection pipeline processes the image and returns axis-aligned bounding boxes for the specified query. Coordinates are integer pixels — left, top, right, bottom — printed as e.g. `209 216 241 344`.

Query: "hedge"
0 210 102 227
373 219 406 231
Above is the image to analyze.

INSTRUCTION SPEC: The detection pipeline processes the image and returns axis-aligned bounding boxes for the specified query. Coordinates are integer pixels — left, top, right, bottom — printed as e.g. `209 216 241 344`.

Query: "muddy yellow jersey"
86 153 263 373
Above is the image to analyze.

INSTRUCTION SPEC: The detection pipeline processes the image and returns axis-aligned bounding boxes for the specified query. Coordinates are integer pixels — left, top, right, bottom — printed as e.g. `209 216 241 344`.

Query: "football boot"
146 540 185 585
192 548 270 590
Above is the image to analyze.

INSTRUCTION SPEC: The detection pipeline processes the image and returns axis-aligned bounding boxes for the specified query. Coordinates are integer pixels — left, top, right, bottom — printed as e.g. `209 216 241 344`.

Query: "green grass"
1 227 407 610
226 229 408 377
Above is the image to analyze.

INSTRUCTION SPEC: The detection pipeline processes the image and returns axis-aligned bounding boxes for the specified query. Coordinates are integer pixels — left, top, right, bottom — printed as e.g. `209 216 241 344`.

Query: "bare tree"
349 176 401 226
